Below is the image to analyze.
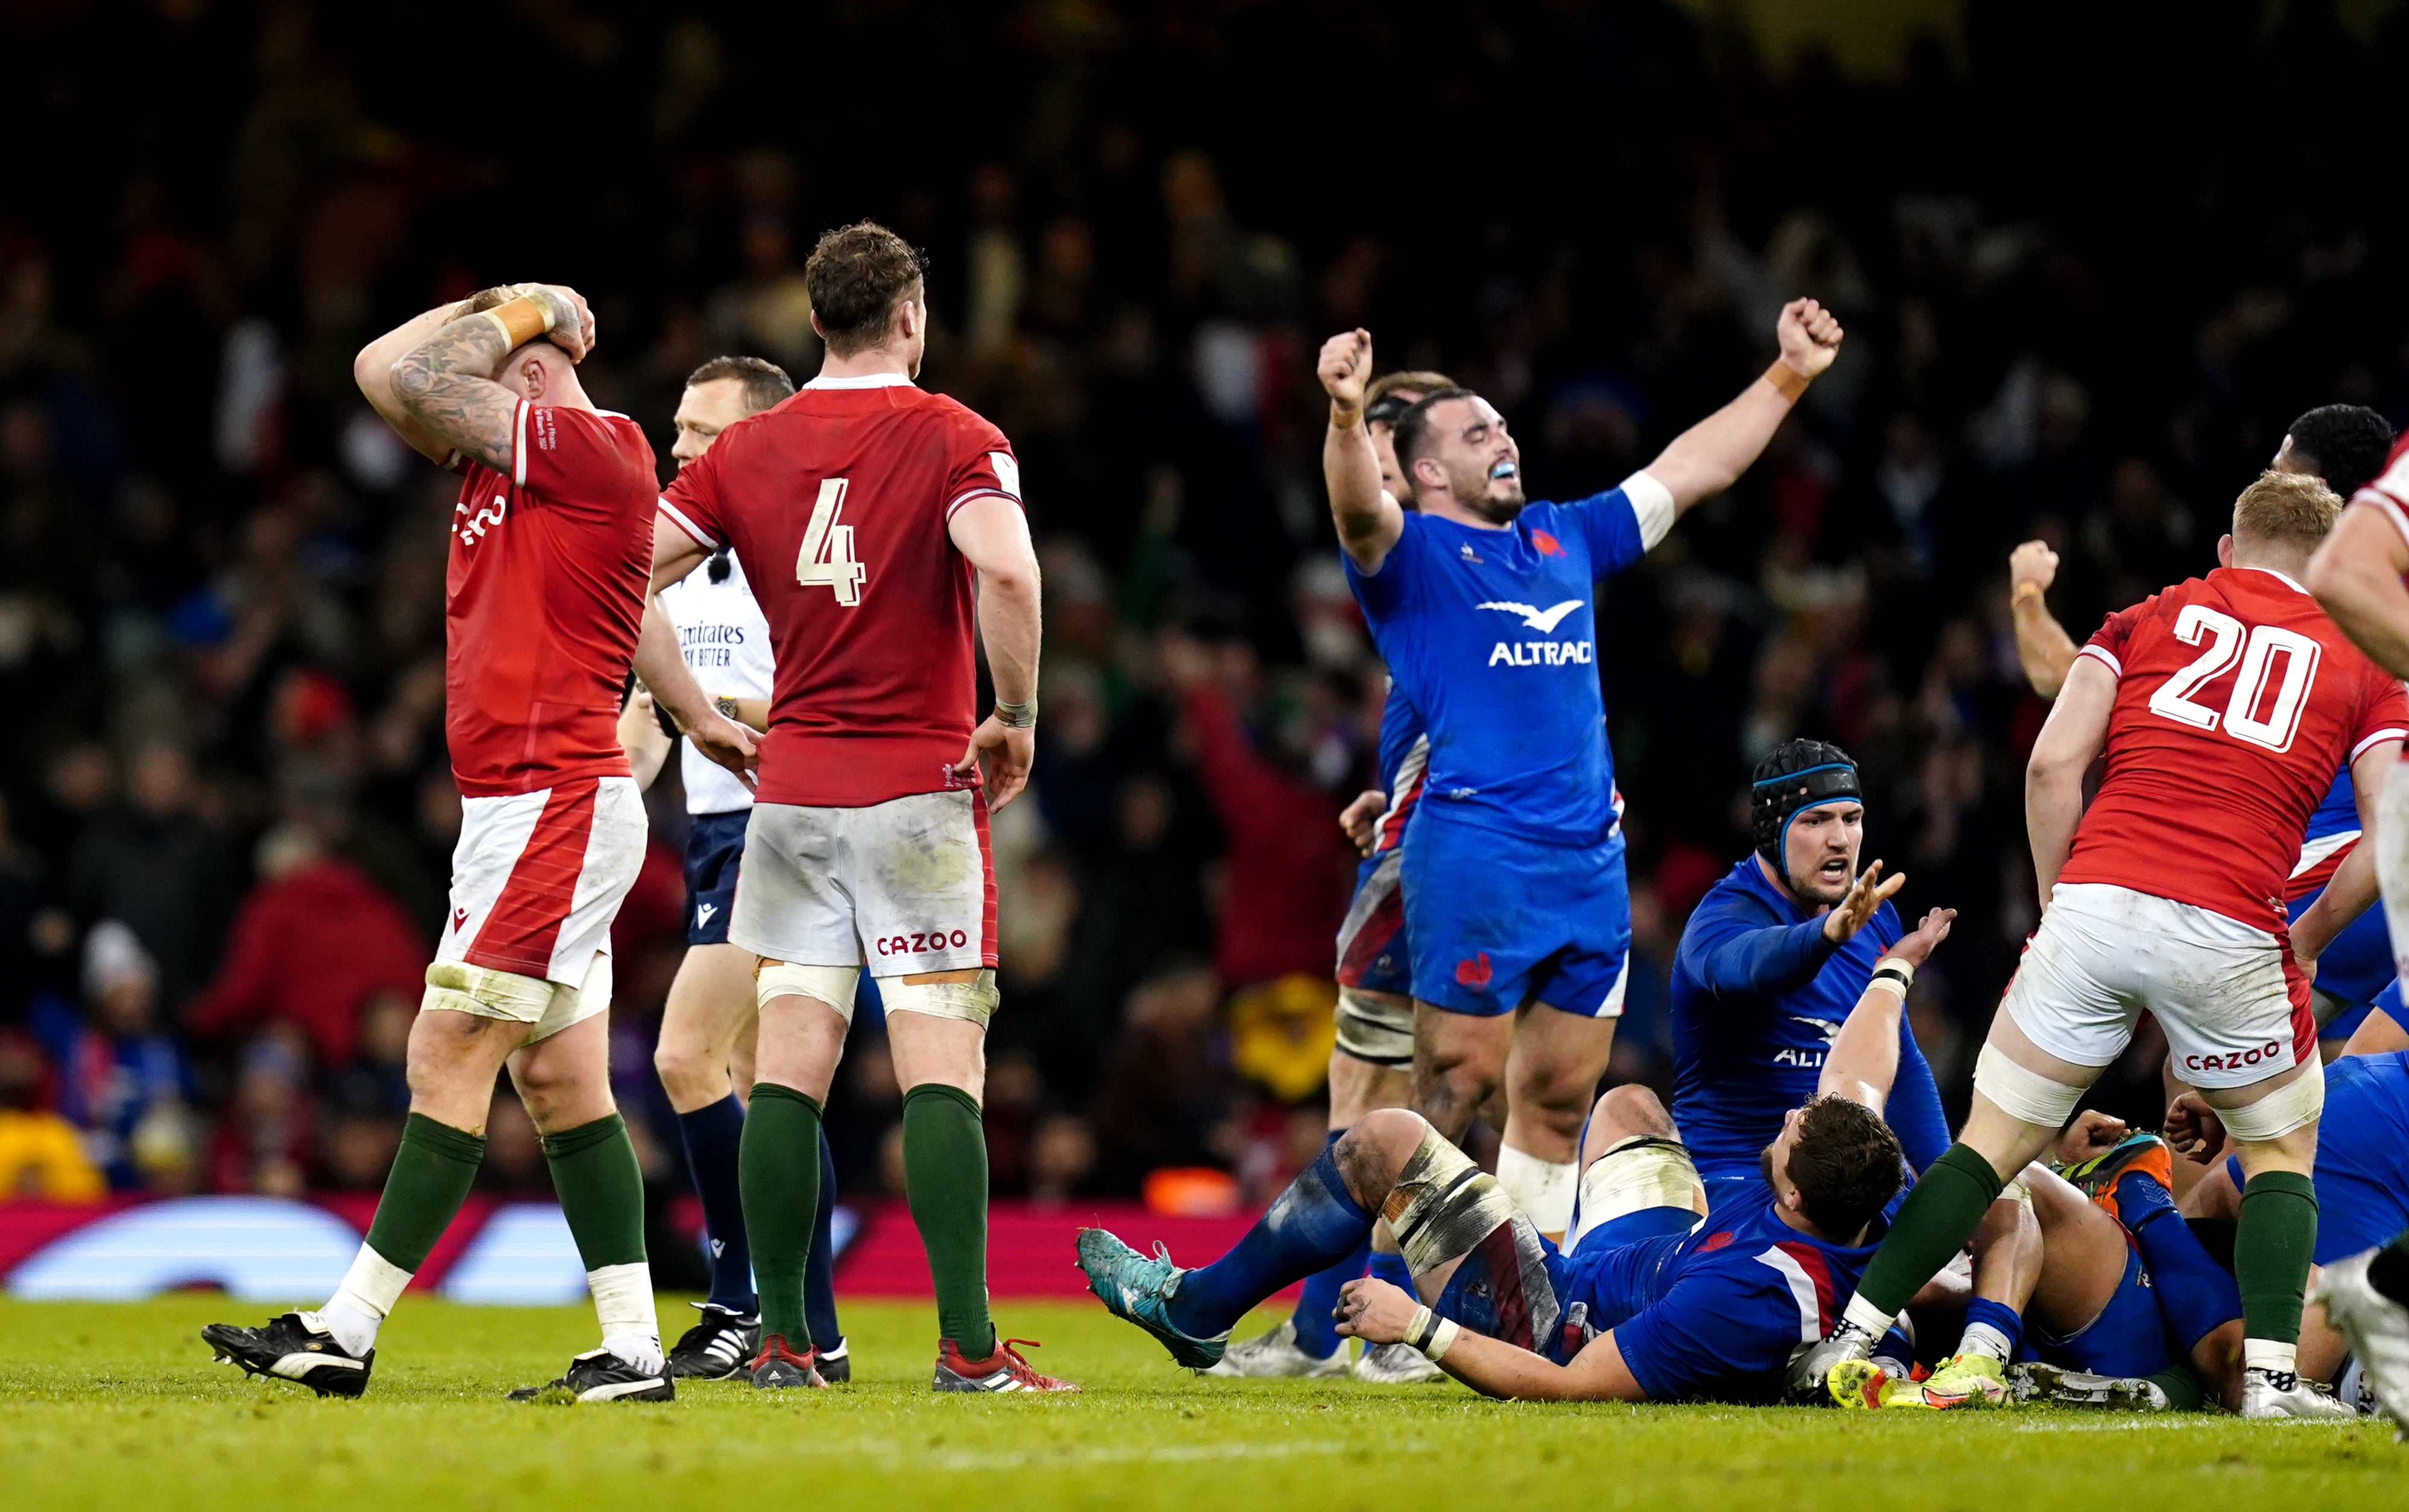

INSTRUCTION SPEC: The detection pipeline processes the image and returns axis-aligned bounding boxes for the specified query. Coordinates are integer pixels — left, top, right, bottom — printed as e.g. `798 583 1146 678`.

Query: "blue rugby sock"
1286 1136 1361 1359
803 1123 843 1351
1368 1249 1415 1291
1169 1144 1372 1340
2119 1169 2243 1352
1961 1296 2024 1361
676 1095 757 1315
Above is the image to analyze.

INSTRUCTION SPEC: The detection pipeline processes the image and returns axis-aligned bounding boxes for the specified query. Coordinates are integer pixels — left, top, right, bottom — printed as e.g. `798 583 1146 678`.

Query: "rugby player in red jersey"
637 222 1071 1393
2303 432 2409 1420
1798 469 2407 1418
205 283 752 1402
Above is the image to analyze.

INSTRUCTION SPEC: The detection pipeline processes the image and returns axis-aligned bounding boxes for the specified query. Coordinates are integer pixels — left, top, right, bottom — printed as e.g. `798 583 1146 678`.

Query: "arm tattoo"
390 314 523 474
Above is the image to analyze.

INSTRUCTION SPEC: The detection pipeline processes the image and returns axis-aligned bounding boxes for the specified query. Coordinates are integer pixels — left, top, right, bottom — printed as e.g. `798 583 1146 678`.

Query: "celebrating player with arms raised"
1313 303 1842 1243
1801 470 2407 1419
639 222 1071 1393
206 283 754 1402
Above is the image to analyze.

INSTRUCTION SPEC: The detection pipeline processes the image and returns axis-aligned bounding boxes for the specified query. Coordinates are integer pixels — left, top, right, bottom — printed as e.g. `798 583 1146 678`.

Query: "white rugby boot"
2314 1250 2409 1425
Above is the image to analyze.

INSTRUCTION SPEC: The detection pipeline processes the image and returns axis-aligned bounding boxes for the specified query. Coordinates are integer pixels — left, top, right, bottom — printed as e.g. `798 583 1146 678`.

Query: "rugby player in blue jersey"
1309 301 1844 1247
1214 369 1454 1384
1075 890 1953 1400
1670 739 1951 1208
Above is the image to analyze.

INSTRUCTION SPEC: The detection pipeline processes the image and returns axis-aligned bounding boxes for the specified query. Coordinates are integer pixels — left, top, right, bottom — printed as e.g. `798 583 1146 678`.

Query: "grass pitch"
3 1297 2405 1510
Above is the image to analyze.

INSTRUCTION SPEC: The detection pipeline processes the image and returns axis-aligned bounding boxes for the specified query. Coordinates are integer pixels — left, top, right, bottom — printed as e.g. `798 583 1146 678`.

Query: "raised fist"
1318 328 1373 412
2009 540 2059 596
1775 298 1844 381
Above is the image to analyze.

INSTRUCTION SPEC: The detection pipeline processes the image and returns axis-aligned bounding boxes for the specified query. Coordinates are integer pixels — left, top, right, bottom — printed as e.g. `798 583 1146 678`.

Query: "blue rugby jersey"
1365 678 1428 858
1572 1180 1896 1402
1669 858 1948 1178
1344 492 1649 847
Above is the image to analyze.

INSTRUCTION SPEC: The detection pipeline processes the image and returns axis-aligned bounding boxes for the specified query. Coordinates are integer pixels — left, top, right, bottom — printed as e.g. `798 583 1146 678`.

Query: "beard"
1453 462 1526 524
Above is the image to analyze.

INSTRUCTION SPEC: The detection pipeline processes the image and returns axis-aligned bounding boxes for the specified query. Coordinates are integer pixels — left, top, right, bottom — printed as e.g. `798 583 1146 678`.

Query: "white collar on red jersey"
2237 564 2308 594
804 373 916 390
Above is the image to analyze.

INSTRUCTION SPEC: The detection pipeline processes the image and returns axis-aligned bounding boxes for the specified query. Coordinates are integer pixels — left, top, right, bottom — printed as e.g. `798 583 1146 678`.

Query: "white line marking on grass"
2012 1419 2313 1432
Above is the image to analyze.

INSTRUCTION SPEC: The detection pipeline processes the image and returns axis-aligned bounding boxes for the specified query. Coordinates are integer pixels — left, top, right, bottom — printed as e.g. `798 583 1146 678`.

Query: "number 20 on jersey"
2146 604 2320 752
796 477 866 606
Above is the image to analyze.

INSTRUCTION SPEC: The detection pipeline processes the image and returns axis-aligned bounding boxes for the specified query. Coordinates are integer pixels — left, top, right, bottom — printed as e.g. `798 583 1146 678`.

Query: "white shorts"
436 775 647 989
2378 760 2409 989
2003 883 2314 1089
731 791 995 974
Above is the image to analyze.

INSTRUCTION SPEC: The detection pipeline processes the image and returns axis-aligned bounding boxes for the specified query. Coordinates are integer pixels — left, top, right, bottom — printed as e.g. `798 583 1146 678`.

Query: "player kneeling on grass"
1079 896 1954 1402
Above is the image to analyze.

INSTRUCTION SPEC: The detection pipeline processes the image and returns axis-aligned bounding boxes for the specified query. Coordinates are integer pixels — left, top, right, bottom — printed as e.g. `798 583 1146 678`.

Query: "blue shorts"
2028 1240 2171 1378
2226 1055 2409 1264
683 808 749 947
1429 1203 1695 1368
1400 810 1630 1017
2290 884 2393 1032
1335 847 1413 998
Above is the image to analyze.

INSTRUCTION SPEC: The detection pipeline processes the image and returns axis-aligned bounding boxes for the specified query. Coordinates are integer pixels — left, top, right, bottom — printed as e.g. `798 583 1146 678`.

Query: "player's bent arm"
2026 654 2115 898
355 298 476 462
631 591 755 782
2010 593 2078 700
1437 1327 1649 1402
2291 738 2398 962
1639 297 1842 517
1818 905 1953 1113
388 293 574 474
2308 503 2409 680
1324 419 1403 572
2343 1006 2409 1057
949 495 1041 706
618 689 673 791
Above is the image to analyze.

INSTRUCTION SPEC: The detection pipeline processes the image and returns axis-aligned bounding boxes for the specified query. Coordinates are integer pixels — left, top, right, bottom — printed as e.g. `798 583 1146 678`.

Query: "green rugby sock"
1851 1142 2006 1320
903 1083 995 1358
364 1112 486 1271
541 1113 648 1270
742 1083 823 1346
2145 1362 2206 1411
2235 1169 2317 1347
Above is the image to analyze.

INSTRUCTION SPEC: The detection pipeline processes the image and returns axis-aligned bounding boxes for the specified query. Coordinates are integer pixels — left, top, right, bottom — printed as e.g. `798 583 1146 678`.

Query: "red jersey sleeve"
657 436 725 549
2352 664 2409 761
943 413 1023 520
2080 600 2145 679
2354 437 2409 550
515 403 650 518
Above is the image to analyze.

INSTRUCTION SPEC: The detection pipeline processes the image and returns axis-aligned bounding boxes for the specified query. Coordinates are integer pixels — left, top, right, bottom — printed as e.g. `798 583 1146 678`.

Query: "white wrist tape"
2217 1055 2325 1142
1425 1318 1461 1362
1973 1042 2087 1128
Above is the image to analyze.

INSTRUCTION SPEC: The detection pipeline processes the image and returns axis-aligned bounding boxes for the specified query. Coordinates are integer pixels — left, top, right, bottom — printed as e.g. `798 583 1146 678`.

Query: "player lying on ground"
207 284 751 1403
614 354 855 1384
1318 300 1844 1256
1841 1115 2252 1412
1216 368 1455 1385
1671 738 1950 1209
1795 470 2406 1420
1079 894 1954 1401
638 222 1071 1393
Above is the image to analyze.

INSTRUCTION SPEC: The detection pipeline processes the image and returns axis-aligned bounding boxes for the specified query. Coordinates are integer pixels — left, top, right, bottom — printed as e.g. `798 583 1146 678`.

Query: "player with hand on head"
1213 368 1454 1385
206 283 751 1402
1077 892 1954 1402
640 222 1071 1393
1315 300 1844 1253
614 355 857 1384
1798 470 2407 1419
2012 405 2401 1053
1669 739 1951 1209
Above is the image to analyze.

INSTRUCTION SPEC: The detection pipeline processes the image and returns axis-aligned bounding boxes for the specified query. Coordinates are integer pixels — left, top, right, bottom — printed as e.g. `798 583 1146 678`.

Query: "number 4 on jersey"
796 476 866 605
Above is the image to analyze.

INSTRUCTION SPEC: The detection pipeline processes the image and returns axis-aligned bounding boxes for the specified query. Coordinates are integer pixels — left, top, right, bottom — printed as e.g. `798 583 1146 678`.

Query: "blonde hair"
2233 468 2340 549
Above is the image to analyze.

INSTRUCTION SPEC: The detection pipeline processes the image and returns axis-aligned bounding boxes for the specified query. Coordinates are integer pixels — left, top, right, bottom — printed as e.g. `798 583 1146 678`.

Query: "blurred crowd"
4 0 2407 1221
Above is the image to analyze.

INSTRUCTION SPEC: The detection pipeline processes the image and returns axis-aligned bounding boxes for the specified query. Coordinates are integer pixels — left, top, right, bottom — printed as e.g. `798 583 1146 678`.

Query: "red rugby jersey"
657 373 1022 807
2060 566 2407 931
445 400 657 796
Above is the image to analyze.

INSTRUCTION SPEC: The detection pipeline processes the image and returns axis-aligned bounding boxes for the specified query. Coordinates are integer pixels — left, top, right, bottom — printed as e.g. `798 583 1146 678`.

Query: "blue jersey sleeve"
1342 512 1425 622
1676 889 1837 1000
1558 488 1646 578
1613 1264 1803 1401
